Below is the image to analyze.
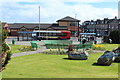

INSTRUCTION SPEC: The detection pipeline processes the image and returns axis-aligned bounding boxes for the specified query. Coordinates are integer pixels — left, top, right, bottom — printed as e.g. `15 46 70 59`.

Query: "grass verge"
9 44 31 54
2 53 118 78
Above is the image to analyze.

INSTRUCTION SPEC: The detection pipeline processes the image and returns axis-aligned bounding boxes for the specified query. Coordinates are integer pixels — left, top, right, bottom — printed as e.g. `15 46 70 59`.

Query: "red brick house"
2 16 80 36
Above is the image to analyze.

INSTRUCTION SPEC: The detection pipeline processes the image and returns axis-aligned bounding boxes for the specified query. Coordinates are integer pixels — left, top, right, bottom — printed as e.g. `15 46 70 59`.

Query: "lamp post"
39 6 41 40
75 14 77 37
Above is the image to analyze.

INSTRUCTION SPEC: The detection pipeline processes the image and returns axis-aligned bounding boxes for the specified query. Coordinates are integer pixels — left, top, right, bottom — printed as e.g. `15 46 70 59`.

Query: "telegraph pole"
39 6 40 31
39 6 41 39
75 14 77 37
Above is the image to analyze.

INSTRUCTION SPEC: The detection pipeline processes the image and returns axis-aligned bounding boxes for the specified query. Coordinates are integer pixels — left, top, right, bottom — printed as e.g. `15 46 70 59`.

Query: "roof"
8 23 68 30
4 24 9 27
57 16 80 22
108 19 119 24
83 17 119 25
8 23 58 29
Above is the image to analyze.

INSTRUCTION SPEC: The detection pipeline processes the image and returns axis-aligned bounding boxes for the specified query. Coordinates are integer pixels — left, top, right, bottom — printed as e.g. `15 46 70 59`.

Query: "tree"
0 22 11 71
109 30 120 44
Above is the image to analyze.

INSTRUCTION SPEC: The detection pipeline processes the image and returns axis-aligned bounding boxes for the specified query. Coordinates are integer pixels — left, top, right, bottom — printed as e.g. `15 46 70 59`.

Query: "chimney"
115 16 117 19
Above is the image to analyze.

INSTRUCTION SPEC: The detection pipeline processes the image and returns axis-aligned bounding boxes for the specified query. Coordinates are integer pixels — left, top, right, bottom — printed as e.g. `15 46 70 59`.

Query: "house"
2 16 80 36
81 17 119 36
57 16 80 36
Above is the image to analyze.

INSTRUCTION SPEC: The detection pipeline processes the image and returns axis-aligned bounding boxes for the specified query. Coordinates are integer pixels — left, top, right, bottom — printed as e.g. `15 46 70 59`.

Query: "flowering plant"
92 44 105 50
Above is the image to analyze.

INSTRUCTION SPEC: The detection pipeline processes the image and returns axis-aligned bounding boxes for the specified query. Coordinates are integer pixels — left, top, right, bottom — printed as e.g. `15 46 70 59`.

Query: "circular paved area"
6 36 102 57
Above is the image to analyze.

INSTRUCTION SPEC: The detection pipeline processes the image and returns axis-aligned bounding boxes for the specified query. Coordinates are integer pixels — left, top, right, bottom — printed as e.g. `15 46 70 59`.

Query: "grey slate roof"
8 23 53 29
107 19 118 24
83 17 119 25
8 23 67 30
57 16 80 22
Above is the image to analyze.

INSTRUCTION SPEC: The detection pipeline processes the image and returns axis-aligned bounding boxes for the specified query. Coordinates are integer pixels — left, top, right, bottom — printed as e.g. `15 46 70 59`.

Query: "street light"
75 14 77 37
39 6 40 31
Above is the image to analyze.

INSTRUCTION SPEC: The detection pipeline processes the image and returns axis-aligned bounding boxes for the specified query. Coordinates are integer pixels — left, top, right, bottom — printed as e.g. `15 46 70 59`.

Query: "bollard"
12 39 15 45
94 40 97 44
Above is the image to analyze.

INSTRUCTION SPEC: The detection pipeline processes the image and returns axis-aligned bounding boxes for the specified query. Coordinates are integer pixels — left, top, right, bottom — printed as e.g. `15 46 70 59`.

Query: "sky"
0 0 119 24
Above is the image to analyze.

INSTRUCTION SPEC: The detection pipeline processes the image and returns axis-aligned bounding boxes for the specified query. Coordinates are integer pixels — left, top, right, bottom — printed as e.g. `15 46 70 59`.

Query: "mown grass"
0 72 2 79
2 53 118 78
9 44 31 54
92 44 119 51
100 44 119 51
3 44 119 78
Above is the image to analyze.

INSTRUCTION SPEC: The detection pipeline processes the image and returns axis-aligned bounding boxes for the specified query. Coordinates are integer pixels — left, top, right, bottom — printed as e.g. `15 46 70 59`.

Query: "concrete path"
11 46 47 58
8 36 103 58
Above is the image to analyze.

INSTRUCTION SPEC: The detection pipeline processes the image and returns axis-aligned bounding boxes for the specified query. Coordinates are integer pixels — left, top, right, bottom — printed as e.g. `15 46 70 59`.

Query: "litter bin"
12 39 16 45
30 41 40 50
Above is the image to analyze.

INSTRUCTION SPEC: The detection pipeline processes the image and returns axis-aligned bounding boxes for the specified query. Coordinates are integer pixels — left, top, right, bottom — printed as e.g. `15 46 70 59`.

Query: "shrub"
42 49 66 55
18 46 33 52
1 28 12 71
2 50 12 67
92 44 105 50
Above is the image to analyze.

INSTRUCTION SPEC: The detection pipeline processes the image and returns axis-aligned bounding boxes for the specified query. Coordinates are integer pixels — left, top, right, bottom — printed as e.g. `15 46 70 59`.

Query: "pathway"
11 46 47 58
9 37 103 58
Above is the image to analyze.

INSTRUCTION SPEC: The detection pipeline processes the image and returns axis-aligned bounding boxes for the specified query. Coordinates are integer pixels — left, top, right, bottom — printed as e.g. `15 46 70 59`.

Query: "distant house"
81 17 120 36
57 16 80 36
2 22 10 32
2 16 80 36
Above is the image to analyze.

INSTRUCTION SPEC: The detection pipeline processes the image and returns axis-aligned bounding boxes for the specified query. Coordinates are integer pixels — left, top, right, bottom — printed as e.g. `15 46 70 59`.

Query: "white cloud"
73 4 118 22
0 0 119 2
0 1 118 23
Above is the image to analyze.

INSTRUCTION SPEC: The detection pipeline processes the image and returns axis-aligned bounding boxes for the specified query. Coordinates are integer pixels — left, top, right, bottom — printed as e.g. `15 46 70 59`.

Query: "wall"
58 21 69 26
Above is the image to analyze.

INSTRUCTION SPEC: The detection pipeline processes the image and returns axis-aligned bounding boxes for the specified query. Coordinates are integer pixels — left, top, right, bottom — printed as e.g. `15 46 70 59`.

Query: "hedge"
109 30 120 44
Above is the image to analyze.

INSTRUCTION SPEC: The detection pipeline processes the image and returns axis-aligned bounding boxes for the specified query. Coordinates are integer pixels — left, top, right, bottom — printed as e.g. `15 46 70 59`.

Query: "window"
61 33 67 37
21 28 27 31
105 21 107 24
102 21 104 24
70 22 78 26
34 27 39 30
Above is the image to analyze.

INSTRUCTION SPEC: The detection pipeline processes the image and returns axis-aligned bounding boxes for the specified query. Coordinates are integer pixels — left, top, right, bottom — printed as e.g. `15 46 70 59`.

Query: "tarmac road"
6 36 102 46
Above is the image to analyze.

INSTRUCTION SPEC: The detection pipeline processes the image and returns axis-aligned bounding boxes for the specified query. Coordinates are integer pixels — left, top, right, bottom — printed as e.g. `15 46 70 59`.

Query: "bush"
42 50 66 55
92 44 105 51
2 50 12 67
18 46 33 52
1 29 12 70
2 30 8 42
109 30 120 44
2 42 10 52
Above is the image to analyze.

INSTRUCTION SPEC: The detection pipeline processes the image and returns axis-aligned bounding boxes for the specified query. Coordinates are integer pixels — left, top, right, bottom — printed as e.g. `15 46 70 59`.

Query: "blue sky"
65 2 118 9
0 0 119 23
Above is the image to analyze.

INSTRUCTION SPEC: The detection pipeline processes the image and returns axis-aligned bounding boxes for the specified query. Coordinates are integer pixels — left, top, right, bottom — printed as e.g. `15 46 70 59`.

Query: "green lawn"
2 53 118 78
2 44 119 78
100 44 119 51
9 44 30 54
0 72 2 79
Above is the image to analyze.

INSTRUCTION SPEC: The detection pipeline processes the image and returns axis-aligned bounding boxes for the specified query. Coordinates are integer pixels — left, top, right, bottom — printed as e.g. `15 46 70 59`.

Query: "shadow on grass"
92 63 111 66
113 61 120 63
63 58 87 60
